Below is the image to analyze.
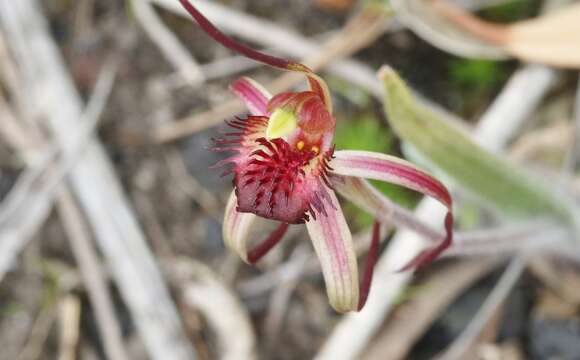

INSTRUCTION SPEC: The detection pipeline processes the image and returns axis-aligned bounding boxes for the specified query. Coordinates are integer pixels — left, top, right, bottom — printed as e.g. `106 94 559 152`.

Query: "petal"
286 63 333 113
331 150 451 208
331 175 442 241
306 72 333 114
331 175 396 223
305 187 359 313
229 77 272 116
358 220 381 311
330 151 454 271
266 91 336 152
223 191 257 263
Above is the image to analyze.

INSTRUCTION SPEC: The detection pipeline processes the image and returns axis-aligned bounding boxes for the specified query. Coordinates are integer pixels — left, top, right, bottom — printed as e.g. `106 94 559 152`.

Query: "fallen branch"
563 77 580 172
362 259 497 360
0 1 196 358
0 63 115 282
168 259 257 360
132 0 205 86
438 257 526 360
57 189 129 360
57 294 81 360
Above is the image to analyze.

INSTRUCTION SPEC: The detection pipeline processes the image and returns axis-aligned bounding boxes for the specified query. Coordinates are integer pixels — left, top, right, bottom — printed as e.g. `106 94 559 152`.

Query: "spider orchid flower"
178 0 454 312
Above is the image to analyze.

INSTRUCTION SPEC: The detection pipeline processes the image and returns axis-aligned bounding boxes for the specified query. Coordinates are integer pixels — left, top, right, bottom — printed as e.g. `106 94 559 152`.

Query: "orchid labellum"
178 0 454 312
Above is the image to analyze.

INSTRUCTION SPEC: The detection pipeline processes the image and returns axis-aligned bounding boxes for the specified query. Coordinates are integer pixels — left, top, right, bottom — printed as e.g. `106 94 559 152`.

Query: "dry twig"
477 65 560 153
0 76 112 283
0 1 196 358
0 61 115 282
263 245 310 348
528 257 580 305
57 294 81 360
563 77 580 171
438 257 526 360
362 259 497 360
164 149 222 220
132 0 205 86
17 308 56 360
57 189 130 360
169 259 257 360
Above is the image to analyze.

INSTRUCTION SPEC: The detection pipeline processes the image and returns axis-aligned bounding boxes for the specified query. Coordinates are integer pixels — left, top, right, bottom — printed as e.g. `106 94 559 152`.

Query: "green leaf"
449 59 507 92
378 65 571 220
479 0 540 23
334 114 391 154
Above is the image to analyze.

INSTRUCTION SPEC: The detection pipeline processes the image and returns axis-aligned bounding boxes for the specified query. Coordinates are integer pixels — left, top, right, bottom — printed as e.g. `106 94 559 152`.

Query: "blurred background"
0 0 579 359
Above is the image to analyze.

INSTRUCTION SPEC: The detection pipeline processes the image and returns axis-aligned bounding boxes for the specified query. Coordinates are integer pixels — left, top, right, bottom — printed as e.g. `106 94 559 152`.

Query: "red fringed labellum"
213 116 335 224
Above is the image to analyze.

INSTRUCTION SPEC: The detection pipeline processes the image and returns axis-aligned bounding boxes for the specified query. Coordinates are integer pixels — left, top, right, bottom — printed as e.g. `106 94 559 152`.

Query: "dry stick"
528 256 580 304
131 190 175 257
132 0 205 86
169 259 257 360
510 120 574 162
0 94 37 154
563 77 580 172
362 259 497 360
17 309 56 360
0 61 128 360
438 257 527 360
263 244 310 348
72 0 94 42
57 294 82 360
165 46 286 87
0 90 46 223
476 65 561 153
317 64 559 360
0 63 115 282
199 54 260 81
153 2 389 142
444 219 568 257
57 189 130 360
0 1 197 359
164 149 223 220
0 31 44 138
165 52 262 89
